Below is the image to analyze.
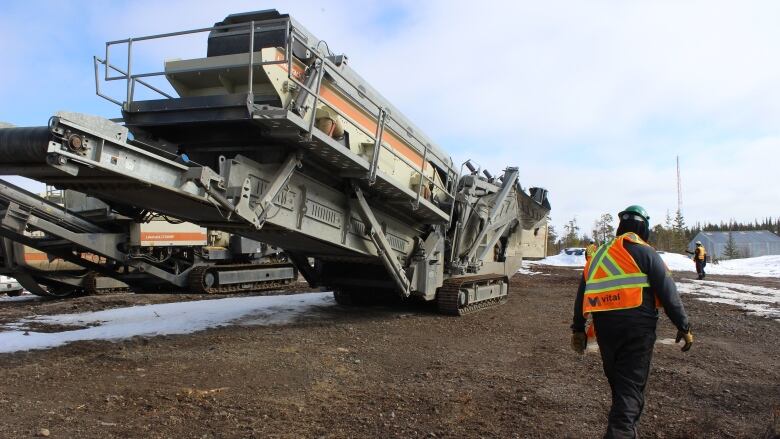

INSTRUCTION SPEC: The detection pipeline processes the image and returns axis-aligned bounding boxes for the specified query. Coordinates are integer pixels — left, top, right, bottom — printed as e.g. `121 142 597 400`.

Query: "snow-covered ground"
659 253 780 278
677 279 780 321
0 293 40 303
530 249 780 278
0 292 335 354
529 249 780 322
518 262 547 276
527 252 585 267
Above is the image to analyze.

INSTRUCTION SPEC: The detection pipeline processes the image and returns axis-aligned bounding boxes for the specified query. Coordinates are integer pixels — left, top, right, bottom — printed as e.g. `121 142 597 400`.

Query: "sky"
1 0 778 235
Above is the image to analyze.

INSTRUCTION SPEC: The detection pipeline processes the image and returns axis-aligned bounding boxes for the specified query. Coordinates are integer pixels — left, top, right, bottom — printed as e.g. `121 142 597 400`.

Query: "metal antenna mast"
676 156 682 213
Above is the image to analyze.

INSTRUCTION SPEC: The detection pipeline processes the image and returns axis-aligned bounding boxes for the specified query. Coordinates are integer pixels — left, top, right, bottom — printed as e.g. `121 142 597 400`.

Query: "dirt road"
1 267 778 438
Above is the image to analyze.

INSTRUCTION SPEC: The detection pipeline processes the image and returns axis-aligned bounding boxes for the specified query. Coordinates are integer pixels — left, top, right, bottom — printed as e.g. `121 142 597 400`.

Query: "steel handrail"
93 18 457 203
282 30 453 201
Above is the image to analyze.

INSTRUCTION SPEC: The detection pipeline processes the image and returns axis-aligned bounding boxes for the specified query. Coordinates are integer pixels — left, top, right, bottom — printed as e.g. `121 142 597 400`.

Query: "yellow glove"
675 328 693 352
571 331 587 354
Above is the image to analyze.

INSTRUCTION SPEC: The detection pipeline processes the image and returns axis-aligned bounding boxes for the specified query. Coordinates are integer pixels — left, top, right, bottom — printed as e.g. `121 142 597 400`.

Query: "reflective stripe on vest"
582 232 651 314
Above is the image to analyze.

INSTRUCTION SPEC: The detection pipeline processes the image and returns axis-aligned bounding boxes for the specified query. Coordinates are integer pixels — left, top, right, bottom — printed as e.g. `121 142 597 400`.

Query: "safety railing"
281 26 456 210
95 18 291 107
92 18 458 212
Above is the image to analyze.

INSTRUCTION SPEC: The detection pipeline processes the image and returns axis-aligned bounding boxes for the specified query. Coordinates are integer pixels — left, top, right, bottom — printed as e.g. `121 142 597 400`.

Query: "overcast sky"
1 0 778 235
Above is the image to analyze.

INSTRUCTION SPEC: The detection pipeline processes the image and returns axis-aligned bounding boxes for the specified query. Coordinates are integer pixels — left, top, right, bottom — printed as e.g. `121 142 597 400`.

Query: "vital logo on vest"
588 292 622 307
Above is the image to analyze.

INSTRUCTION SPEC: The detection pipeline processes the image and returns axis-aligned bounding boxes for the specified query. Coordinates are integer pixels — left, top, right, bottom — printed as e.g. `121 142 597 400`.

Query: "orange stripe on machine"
274 49 425 170
23 252 48 261
140 232 207 242
318 87 424 169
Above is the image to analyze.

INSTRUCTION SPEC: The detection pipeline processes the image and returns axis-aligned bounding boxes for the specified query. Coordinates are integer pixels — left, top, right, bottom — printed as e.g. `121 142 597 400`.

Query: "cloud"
0 0 778 234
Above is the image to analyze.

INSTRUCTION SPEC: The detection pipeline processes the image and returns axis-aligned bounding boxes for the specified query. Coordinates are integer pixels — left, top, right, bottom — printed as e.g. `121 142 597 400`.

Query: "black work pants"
695 260 706 279
595 322 656 439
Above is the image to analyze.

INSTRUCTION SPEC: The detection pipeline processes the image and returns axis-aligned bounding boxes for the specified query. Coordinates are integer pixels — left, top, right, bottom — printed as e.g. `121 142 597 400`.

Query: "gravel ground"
0 268 778 438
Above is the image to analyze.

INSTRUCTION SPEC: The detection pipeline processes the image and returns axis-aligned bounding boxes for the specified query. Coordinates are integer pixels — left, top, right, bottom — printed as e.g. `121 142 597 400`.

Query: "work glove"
675 328 694 352
571 331 587 355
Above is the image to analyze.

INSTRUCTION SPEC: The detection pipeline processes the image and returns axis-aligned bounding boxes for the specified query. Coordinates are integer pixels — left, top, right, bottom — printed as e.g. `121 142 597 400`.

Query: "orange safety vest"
585 244 597 261
582 232 658 315
695 246 706 261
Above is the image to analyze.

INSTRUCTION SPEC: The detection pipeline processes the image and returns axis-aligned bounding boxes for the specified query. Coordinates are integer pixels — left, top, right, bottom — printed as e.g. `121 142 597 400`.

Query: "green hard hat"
618 205 650 223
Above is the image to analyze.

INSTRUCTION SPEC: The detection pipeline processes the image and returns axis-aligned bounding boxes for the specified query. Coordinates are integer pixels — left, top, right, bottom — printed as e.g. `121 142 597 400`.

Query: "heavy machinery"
0 237 129 297
0 10 549 314
0 182 295 297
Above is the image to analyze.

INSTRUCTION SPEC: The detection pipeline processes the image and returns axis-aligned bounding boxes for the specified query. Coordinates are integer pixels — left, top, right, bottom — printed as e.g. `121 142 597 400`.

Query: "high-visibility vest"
585 244 597 261
582 232 655 315
696 246 706 261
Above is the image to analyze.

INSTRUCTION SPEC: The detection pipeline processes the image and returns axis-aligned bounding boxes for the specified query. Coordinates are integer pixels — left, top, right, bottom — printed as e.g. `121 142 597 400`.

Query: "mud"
0 268 778 438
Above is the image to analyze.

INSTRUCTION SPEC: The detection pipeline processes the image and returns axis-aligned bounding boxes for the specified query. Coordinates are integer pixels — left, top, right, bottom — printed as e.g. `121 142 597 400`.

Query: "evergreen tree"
723 231 740 259
563 217 580 248
651 210 674 251
592 213 615 243
672 209 687 253
546 224 558 256
649 224 664 248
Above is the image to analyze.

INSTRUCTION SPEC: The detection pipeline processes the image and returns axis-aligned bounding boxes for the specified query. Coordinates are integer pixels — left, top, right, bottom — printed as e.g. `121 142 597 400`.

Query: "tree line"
546 211 780 256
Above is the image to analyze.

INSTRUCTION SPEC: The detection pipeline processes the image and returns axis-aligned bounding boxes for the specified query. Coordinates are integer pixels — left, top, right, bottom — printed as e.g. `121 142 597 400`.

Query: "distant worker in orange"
585 239 598 262
571 205 693 438
686 241 707 280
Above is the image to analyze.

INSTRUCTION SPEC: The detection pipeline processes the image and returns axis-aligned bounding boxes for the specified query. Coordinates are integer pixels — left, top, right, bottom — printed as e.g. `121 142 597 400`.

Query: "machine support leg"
350 181 410 297
287 252 318 287
9 269 50 296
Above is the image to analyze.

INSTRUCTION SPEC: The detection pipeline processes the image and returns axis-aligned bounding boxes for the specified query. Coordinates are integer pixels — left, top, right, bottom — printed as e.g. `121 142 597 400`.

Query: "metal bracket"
8 268 50 296
475 221 512 266
367 108 387 185
234 153 302 229
0 202 30 233
290 59 323 117
350 181 410 297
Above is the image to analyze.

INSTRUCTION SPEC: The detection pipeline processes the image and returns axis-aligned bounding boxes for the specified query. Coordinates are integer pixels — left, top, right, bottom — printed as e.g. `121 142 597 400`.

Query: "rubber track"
83 272 130 296
187 262 296 294
437 274 509 316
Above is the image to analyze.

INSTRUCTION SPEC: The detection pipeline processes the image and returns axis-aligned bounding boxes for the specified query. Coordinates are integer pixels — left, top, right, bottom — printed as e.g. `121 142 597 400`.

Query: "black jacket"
571 240 690 333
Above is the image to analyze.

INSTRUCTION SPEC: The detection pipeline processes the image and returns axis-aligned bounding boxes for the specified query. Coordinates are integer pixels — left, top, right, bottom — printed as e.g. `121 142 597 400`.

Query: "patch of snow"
531 250 780 278
0 293 41 303
518 261 547 276
660 253 780 278
709 255 780 278
527 251 585 267
0 292 335 354
658 252 698 272
676 279 780 321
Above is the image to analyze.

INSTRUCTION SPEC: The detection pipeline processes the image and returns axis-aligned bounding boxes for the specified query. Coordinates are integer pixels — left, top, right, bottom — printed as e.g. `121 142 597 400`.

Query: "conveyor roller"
0 126 50 163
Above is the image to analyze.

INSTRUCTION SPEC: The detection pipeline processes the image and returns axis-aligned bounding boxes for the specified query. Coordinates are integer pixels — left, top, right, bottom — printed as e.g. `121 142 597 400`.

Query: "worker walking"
686 241 707 280
571 205 693 439
585 239 598 262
